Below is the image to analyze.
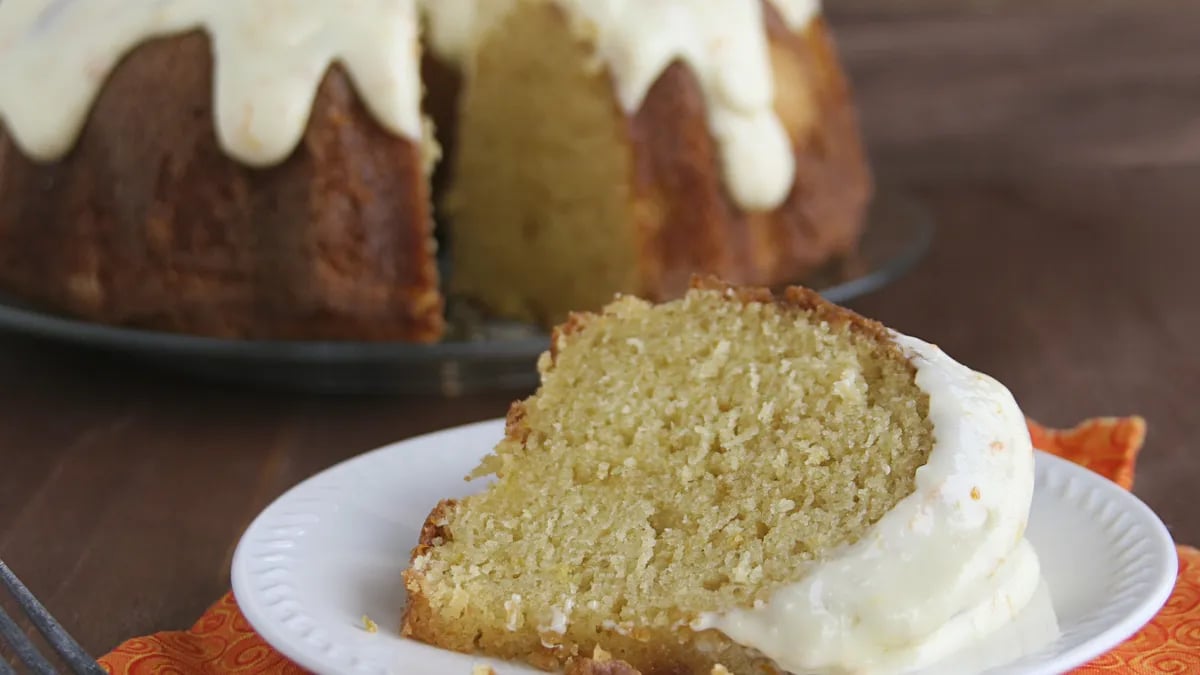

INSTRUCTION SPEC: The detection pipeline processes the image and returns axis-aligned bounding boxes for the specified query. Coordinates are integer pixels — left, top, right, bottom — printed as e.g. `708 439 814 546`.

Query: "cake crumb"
971 486 982 501
472 665 496 675
504 593 524 631
711 666 732 675
361 614 378 633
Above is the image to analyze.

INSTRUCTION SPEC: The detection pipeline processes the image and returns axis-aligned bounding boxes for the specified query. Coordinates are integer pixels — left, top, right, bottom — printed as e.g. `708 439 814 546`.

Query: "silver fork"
0 560 105 675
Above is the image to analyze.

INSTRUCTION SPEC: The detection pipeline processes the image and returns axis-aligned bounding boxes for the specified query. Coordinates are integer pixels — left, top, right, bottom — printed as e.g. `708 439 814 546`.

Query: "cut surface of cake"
401 278 1041 674
0 0 869 340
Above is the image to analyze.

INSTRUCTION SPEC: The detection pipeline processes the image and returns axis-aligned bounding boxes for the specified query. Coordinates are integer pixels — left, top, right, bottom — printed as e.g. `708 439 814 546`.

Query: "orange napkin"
100 417 1200 674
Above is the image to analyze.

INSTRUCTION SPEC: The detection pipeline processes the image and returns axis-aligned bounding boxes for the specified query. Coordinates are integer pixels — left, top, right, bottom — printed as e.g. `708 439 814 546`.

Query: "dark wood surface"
2 0 1198 661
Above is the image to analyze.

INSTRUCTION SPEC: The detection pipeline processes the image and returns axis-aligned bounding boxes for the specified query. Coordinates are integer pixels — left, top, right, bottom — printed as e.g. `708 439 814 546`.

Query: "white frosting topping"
771 0 822 32
418 0 507 65
422 0 821 212
1 0 820 210
0 0 424 165
693 333 1042 675
922 579 1059 675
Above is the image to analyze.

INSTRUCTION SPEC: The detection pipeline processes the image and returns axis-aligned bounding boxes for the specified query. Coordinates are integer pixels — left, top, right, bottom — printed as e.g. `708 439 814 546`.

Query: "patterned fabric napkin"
99 416 1199 674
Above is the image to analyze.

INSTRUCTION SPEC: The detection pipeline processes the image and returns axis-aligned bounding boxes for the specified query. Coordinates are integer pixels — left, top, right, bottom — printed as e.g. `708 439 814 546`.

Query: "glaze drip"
0 0 424 165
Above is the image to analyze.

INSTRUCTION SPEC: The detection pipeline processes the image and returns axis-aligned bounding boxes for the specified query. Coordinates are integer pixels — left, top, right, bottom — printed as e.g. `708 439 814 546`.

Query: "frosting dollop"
693 332 1044 674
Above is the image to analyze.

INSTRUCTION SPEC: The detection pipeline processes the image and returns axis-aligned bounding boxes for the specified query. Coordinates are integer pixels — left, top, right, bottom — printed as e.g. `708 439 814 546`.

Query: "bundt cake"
0 0 870 341
401 278 1042 674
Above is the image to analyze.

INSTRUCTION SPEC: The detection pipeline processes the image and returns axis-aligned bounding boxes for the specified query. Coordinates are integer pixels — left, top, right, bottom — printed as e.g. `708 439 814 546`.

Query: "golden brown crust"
627 5 871 302
0 31 443 341
543 274 911 382
504 401 533 445
549 310 598 364
688 275 913 371
400 499 457 640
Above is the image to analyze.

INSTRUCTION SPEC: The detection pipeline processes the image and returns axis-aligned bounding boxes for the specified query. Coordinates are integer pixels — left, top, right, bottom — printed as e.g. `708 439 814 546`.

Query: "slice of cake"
401 277 1040 674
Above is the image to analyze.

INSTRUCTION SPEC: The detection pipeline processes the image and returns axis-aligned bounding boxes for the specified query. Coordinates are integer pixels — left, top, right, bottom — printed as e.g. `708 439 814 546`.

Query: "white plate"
231 419 1178 675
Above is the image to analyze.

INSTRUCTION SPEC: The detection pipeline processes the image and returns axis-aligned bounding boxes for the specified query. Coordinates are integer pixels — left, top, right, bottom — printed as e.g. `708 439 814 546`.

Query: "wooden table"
2 0 1198 660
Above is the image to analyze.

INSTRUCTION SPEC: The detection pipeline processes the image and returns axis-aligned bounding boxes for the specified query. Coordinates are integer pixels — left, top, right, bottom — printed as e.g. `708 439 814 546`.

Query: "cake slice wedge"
401 277 1039 675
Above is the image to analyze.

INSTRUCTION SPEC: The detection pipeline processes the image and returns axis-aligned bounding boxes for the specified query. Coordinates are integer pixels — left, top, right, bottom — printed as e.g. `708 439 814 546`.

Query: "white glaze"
422 0 821 212
770 0 822 32
0 0 424 165
693 333 1042 675
921 579 1060 675
418 0 510 65
0 0 817 212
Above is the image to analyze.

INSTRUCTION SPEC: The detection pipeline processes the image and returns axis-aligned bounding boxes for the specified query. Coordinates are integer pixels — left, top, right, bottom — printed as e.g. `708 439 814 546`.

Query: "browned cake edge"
548 275 911 373
688 275 910 369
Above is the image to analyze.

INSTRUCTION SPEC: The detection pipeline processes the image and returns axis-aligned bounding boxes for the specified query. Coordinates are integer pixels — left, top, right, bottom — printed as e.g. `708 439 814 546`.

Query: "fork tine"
0 560 105 675
0 602 56 675
0 650 16 675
